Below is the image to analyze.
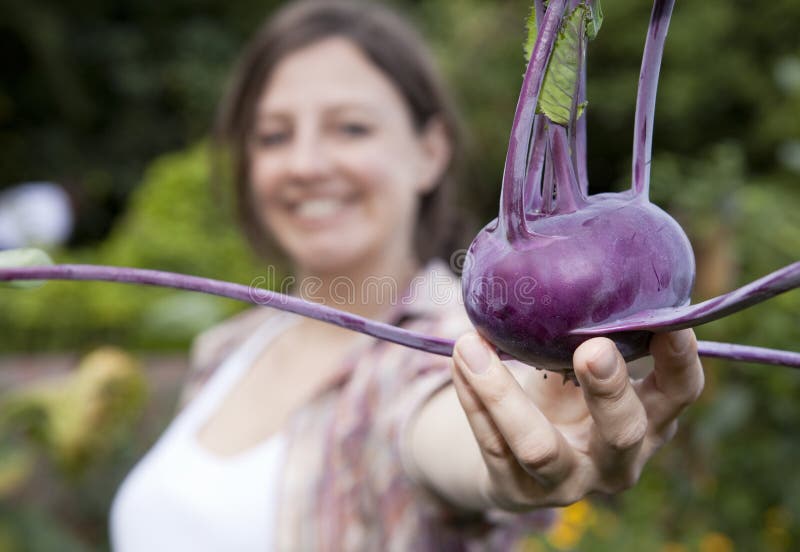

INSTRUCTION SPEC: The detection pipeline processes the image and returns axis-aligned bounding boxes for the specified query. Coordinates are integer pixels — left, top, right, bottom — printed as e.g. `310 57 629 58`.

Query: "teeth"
295 198 345 219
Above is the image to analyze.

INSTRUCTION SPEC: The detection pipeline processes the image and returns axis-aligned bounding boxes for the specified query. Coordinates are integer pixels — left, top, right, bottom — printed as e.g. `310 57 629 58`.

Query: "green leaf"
0 248 54 289
577 100 588 119
523 2 601 127
536 6 586 126
523 3 541 62
586 0 603 41
524 1 601 61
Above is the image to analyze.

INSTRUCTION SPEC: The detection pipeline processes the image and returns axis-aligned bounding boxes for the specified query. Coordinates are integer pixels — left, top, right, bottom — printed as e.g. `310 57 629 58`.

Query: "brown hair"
214 0 466 265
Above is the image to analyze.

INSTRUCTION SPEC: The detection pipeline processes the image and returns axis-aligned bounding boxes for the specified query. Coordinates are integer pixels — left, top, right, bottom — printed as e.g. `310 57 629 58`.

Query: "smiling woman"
246 37 451 276
216 0 464 269
106 1 705 550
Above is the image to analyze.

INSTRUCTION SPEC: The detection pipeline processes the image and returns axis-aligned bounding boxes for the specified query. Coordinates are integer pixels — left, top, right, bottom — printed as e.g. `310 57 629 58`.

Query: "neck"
293 250 420 321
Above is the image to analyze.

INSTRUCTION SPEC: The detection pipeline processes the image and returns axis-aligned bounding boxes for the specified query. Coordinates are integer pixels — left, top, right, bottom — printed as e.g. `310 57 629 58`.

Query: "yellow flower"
562 500 594 526
699 532 734 552
546 500 596 550
547 521 582 551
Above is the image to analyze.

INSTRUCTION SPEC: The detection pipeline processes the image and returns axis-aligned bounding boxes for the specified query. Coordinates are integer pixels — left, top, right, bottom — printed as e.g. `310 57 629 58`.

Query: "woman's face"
248 37 449 275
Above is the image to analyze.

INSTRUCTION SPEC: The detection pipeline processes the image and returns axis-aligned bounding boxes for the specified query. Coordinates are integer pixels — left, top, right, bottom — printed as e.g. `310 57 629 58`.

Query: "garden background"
1 0 799 550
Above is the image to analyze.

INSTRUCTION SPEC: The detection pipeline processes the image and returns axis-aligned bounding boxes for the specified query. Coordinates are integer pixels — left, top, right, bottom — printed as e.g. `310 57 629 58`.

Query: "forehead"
256 36 410 116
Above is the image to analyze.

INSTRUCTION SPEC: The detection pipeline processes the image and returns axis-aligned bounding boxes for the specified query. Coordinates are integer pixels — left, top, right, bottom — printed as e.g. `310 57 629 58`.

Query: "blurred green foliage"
0 348 147 552
1 0 799 550
1 348 146 476
0 0 283 242
0 145 264 351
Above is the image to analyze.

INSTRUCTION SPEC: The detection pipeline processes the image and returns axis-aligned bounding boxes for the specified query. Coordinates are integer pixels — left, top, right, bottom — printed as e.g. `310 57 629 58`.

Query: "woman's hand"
449 329 704 510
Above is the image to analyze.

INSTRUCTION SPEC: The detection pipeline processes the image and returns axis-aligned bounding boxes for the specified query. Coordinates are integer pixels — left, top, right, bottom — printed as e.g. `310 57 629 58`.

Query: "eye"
253 130 290 148
337 122 372 138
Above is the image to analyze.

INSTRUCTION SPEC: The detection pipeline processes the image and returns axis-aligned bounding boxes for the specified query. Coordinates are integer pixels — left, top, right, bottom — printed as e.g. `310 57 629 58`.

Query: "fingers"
573 338 648 473
451 333 576 501
638 329 705 435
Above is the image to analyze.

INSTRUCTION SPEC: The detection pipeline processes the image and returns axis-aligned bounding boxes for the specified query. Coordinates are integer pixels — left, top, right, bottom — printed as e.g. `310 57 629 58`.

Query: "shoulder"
190 307 274 367
180 307 275 407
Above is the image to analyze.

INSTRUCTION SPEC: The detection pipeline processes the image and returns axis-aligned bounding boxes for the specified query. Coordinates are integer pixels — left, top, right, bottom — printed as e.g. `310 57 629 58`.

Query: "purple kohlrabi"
461 0 799 375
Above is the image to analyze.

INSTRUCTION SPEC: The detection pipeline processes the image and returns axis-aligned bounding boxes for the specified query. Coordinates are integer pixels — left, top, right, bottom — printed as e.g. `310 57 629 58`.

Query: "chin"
295 255 352 276
278 222 380 271
288 242 372 276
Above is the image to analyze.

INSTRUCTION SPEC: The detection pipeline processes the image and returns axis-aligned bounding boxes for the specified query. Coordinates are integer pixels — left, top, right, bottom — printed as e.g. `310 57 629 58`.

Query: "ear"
415 117 452 195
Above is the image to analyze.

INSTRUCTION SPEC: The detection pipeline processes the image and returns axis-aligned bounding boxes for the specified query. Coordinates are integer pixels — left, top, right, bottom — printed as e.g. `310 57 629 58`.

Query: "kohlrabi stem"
631 0 675 199
574 0 598 195
549 124 586 213
0 265 455 356
571 261 800 334
542 142 555 213
524 116 548 213
533 0 546 23
696 342 800 370
567 4 589 196
500 0 566 242
572 50 589 195
3 264 800 369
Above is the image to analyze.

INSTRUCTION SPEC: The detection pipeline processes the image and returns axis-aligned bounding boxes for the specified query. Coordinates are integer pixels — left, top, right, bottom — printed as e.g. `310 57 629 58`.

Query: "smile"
284 194 362 226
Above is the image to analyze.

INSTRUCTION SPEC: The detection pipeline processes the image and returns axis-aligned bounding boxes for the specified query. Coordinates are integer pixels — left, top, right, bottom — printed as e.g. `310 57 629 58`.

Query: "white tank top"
110 314 297 552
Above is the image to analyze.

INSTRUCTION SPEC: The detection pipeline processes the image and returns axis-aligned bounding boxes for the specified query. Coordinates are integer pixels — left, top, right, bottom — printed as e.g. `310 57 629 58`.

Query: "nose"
286 125 330 182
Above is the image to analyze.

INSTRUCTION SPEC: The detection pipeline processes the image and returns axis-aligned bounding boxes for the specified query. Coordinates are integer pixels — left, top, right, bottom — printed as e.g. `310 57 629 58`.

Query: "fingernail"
668 330 692 356
588 342 617 380
456 334 491 375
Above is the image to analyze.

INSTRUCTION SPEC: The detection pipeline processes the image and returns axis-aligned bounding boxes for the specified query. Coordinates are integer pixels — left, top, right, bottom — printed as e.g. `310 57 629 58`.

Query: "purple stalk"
631 0 675 198
524 116 548 213
696 342 800 369
572 53 589 195
500 0 567 242
542 142 555 213
533 0 545 24
571 261 800 334
568 10 589 195
2 264 799 369
0 264 455 356
549 124 586 213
